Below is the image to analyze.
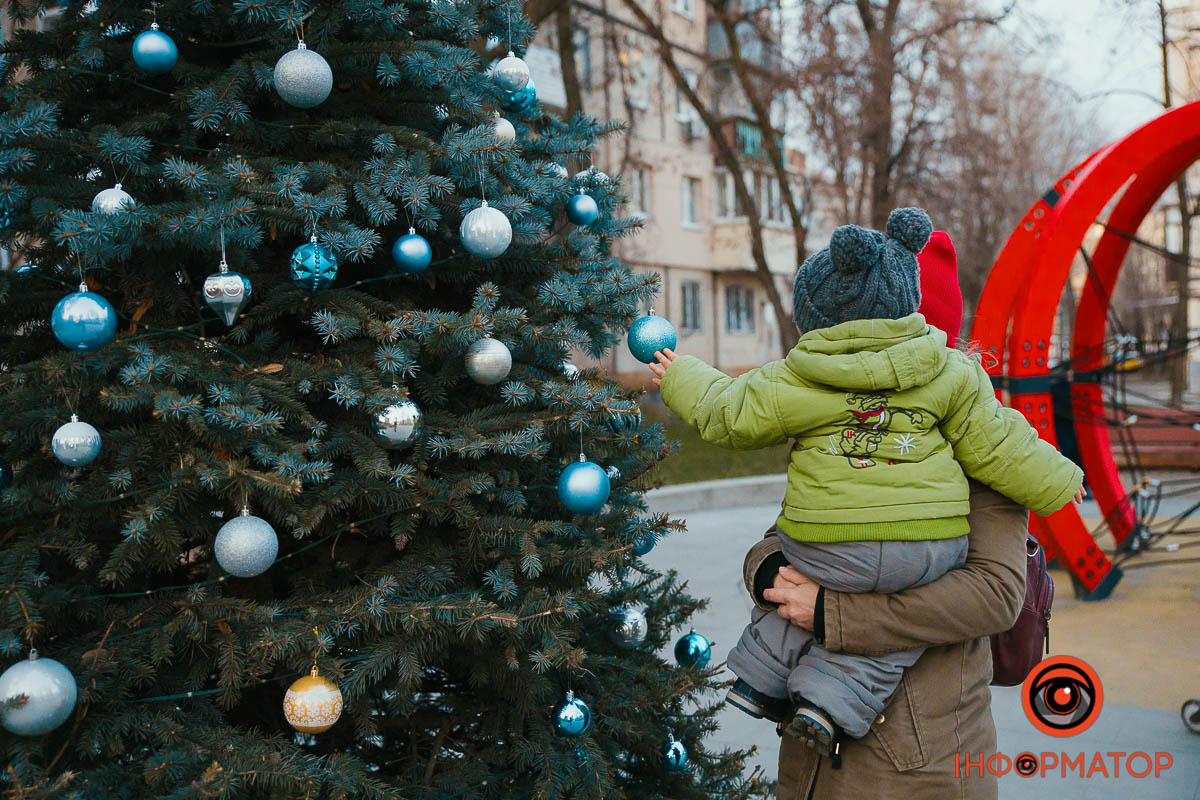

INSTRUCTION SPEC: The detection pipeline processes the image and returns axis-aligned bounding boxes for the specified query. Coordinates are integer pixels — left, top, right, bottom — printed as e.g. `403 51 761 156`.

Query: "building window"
629 166 649 215
573 27 591 90
624 48 650 108
672 0 695 18
675 68 699 122
681 176 700 226
714 168 749 221
680 280 702 331
726 285 755 333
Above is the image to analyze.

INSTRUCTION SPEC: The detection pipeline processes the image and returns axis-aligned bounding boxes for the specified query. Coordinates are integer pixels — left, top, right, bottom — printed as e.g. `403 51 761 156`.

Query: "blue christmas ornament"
627 312 677 364
0 650 77 736
392 228 432 273
51 284 117 352
132 24 177 76
502 77 538 114
15 263 38 278
553 690 591 737
557 456 610 514
674 630 712 669
663 735 688 772
566 193 599 226
0 204 12 233
51 415 101 467
631 533 654 557
290 236 338 292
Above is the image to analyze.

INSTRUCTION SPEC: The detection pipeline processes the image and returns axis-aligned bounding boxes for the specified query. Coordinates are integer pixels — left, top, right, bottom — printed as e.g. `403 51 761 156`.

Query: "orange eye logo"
1021 655 1103 736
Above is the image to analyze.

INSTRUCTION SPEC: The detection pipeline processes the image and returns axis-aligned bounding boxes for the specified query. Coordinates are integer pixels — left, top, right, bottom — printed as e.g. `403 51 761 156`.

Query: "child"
648 208 1083 757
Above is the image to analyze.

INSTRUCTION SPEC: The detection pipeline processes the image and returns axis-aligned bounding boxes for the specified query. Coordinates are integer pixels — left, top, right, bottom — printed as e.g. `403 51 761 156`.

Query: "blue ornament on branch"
557 455 610 514
273 41 333 109
459 201 512 259
391 228 432 273
52 283 117 352
566 192 599 227
214 508 279 578
502 77 538 114
663 735 688 772
290 236 338 291
674 630 712 669
51 415 101 467
553 690 591 737
627 311 677 364
0 650 77 736
132 24 177 76
631 533 654 557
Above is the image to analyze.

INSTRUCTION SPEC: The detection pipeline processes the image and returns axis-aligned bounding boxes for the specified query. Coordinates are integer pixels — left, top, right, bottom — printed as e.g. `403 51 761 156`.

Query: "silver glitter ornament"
91 183 135 215
0 650 78 736
203 262 252 326
609 603 648 649
214 508 279 578
376 399 421 449
51 414 101 467
493 51 531 92
464 337 512 385
459 201 512 259
493 116 516 143
273 42 333 109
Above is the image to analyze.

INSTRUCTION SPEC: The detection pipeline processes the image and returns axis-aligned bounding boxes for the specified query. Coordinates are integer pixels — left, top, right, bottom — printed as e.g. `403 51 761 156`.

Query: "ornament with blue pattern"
627 311 677 364
290 235 338 292
674 630 711 669
132 23 177 76
553 690 591 737
392 228 432 273
566 192 599 227
52 283 117 352
557 455 610 514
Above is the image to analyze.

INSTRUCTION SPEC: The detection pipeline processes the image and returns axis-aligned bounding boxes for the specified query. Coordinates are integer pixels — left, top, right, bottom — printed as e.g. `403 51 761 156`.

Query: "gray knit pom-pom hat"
791 207 933 332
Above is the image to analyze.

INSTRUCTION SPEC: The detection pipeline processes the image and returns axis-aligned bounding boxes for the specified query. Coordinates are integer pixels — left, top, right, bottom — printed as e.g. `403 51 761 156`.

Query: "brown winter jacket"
742 481 1029 800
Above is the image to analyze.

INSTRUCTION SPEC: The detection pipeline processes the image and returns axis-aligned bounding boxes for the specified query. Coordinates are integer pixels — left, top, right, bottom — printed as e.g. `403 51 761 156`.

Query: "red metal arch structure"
973 100 1200 600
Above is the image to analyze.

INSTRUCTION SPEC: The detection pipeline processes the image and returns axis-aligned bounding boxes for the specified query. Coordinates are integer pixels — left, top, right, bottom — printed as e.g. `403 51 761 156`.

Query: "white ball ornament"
0 651 78 736
214 508 279 578
51 414 101 467
459 201 512 259
274 41 333 109
465 337 512 385
494 51 531 92
493 116 516 143
91 183 135 215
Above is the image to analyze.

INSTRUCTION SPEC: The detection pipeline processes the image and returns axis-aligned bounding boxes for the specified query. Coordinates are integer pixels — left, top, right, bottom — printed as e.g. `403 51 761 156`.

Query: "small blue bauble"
674 630 712 669
0 651 77 736
214 509 279 578
132 26 177 76
51 415 101 467
0 456 12 491
631 533 654 557
557 458 610 514
502 78 538 114
51 286 117 352
627 313 677 364
553 691 591 737
392 228 432 273
566 193 599 227
663 737 688 772
290 239 338 292
459 202 512 259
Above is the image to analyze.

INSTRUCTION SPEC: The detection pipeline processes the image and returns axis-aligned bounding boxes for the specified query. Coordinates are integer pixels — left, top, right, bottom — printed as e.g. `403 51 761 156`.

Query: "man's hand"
763 564 820 630
648 348 678 387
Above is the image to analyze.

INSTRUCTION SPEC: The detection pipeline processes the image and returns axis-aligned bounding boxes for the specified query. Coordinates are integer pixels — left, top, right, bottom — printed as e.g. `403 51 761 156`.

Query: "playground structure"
973 99 1200 602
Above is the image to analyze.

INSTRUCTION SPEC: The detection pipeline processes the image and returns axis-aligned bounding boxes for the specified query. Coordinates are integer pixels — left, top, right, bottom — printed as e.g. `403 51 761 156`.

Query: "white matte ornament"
214 509 279 578
376 399 421 449
459 201 512 259
91 183 135 215
493 116 516 143
464 337 512 385
494 51 531 92
0 650 77 736
52 414 101 467
273 42 333 109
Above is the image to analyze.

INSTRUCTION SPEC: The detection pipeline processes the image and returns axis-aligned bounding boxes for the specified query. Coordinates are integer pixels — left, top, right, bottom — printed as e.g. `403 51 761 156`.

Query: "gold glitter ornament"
283 666 343 733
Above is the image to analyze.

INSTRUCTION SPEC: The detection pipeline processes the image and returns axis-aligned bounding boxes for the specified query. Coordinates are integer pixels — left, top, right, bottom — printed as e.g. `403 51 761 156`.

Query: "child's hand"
648 348 678 387
1072 486 1086 504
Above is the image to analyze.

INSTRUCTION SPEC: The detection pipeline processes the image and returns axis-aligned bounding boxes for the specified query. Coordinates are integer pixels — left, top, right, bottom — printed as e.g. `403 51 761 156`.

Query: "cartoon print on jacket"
829 393 925 469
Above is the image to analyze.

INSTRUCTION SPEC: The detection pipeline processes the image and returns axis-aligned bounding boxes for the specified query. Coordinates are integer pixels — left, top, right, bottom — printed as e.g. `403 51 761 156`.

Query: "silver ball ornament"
609 603 648 649
203 266 252 326
493 116 516 143
459 201 512 259
273 42 333 109
494 51 531 92
91 183 135 215
214 509 279 578
663 735 688 772
52 414 101 467
0 650 77 736
464 337 512 385
376 399 421 449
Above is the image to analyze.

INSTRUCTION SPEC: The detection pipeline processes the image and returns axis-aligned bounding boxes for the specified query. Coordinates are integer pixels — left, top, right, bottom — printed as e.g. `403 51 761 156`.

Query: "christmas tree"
0 0 769 797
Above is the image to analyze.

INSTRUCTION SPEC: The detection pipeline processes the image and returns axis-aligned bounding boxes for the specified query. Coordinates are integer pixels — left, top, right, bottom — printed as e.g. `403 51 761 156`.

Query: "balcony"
711 117 785 168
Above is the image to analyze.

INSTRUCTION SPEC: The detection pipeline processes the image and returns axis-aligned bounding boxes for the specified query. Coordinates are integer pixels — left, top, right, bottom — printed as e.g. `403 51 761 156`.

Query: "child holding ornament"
647 207 1084 758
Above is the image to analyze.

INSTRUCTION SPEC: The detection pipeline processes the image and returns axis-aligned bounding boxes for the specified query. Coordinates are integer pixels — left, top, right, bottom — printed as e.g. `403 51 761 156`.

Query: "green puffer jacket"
659 314 1083 543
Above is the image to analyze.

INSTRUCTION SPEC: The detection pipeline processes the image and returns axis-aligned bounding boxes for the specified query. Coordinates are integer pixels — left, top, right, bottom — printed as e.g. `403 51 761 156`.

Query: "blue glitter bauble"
663 737 688 772
566 193 599 226
290 240 338 291
214 511 279 578
51 287 117 352
391 229 432 273
674 630 712 669
627 314 677 364
553 691 591 737
502 78 538 114
557 458 610 514
0 651 77 736
132 26 177 76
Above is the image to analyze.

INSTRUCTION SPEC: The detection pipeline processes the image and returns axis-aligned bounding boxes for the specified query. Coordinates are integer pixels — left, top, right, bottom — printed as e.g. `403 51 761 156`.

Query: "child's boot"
784 700 841 757
724 678 790 723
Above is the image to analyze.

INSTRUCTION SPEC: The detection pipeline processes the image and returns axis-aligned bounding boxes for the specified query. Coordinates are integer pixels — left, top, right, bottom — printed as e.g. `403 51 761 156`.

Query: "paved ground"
644 498 1200 798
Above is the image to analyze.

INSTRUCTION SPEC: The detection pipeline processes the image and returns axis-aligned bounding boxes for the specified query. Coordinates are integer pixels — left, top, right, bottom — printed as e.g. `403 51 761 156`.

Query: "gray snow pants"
727 533 969 738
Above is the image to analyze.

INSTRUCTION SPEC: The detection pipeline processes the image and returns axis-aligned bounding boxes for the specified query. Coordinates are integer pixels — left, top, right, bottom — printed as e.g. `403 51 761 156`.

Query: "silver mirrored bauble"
494 51 531 92
376 399 421 449
609 603 648 649
273 42 333 109
203 267 252 326
663 736 688 772
214 509 279 578
606 464 621 481
464 337 512 385
91 183 135 215
0 650 77 736
493 116 516 143
52 415 101 467
553 690 591 737
459 201 512 259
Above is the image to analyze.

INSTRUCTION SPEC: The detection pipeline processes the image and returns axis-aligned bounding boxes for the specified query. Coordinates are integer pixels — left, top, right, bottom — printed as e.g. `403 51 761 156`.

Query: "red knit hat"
917 230 963 343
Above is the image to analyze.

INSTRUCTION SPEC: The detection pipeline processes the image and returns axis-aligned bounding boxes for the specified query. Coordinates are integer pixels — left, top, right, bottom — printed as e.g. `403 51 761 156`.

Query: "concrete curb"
645 474 787 515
